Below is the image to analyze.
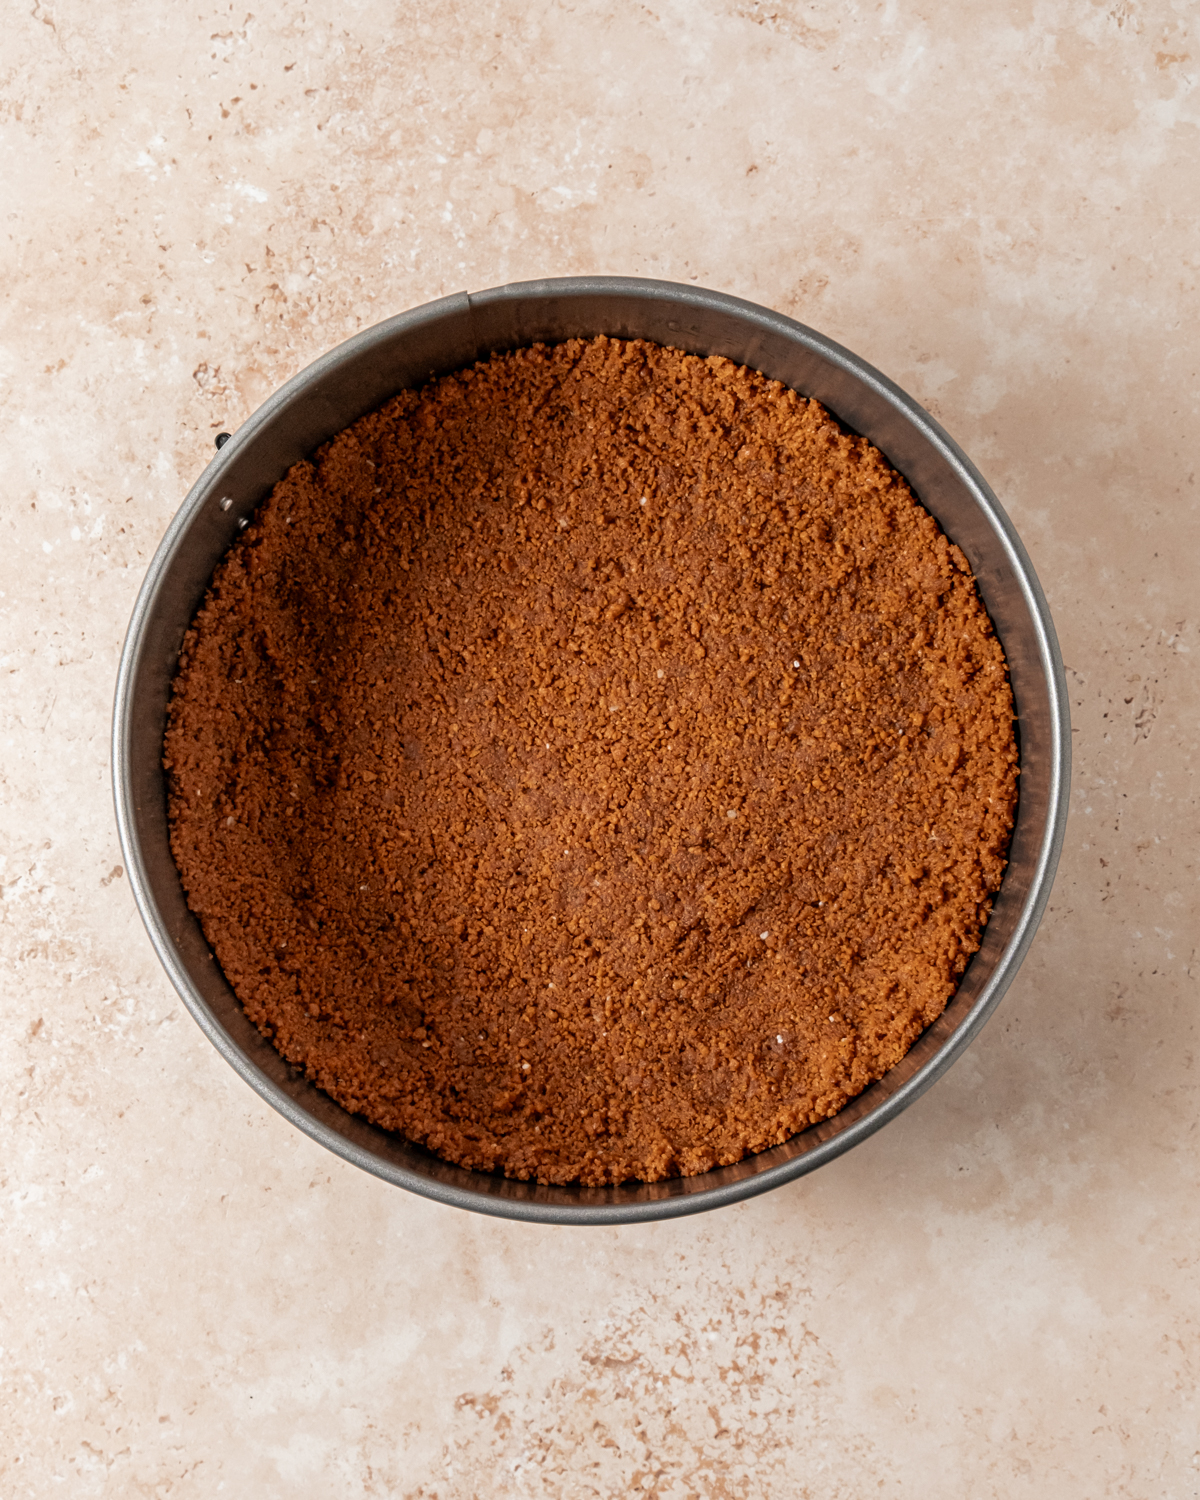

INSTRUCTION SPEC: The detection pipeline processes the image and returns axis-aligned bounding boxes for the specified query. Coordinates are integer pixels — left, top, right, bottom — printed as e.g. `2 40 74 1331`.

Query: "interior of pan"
113 277 1070 1224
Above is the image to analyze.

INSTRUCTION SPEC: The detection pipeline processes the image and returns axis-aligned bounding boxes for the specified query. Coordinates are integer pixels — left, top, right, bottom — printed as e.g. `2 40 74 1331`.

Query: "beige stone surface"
3 0 1198 1493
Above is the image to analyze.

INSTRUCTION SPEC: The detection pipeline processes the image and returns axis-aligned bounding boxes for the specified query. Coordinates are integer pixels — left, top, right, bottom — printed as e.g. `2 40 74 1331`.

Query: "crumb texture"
164 337 1017 1185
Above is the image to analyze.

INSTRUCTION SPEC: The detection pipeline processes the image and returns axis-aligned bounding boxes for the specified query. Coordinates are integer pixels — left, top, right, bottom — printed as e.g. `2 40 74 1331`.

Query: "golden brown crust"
164 337 1018 1185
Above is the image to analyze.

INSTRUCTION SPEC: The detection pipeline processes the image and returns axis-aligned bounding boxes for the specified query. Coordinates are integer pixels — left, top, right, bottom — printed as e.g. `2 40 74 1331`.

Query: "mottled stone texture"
2 1 1197 1495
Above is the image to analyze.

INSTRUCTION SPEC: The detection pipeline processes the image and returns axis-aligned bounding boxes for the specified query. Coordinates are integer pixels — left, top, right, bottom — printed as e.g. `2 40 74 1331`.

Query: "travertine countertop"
3 3 1197 1495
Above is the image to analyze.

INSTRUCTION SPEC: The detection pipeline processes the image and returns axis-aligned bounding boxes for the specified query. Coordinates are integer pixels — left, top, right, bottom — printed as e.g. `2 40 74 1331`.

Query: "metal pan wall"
112 277 1071 1223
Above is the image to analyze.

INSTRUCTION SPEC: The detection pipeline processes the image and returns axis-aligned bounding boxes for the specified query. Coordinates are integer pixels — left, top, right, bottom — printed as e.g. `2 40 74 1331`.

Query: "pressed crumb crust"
164 336 1018 1186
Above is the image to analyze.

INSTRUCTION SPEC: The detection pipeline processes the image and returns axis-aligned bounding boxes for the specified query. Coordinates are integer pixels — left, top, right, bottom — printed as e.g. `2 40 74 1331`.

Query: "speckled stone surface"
3 2 1198 1495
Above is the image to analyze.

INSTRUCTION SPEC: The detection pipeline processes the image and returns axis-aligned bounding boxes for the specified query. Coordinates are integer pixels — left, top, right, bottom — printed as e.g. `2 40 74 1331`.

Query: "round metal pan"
112 276 1071 1223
